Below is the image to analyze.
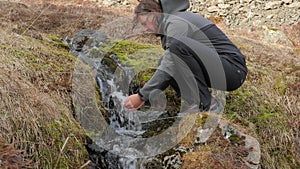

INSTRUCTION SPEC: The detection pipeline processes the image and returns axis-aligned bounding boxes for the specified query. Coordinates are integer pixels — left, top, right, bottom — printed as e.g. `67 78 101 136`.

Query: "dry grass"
0 0 132 39
181 127 250 169
223 29 300 168
0 23 88 168
0 140 33 168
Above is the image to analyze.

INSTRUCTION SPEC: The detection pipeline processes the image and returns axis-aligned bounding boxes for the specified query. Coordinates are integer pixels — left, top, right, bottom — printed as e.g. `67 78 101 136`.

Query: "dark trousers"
163 37 247 109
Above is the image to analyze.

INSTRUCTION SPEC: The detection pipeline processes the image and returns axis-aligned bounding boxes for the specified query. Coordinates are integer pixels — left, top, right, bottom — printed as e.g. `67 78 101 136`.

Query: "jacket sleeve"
138 49 175 101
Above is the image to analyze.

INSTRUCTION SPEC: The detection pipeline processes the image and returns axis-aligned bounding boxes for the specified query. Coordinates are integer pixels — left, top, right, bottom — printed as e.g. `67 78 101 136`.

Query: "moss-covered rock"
106 40 164 72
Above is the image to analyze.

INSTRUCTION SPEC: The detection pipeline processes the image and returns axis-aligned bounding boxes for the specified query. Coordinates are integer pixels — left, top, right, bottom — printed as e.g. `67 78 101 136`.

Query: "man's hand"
123 94 145 110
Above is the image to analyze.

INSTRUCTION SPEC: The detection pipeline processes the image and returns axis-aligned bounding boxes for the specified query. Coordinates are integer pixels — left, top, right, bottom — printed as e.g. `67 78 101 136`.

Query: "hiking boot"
209 98 224 114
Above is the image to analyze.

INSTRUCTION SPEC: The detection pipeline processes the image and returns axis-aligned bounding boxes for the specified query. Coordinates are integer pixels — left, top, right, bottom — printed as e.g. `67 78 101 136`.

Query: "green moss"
106 40 163 72
142 116 176 138
48 35 70 49
108 40 156 60
37 117 88 168
273 77 287 95
95 83 110 123
101 54 118 70
197 113 208 127
1 39 76 73
48 35 61 42
0 32 88 168
223 60 299 168
88 48 104 59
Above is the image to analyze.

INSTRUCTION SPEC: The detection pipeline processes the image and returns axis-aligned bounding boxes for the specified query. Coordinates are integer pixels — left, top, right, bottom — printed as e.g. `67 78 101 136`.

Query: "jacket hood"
160 0 190 14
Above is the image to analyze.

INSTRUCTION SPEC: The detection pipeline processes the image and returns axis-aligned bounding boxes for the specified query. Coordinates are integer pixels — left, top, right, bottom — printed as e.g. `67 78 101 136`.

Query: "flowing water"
70 30 180 169
70 29 225 169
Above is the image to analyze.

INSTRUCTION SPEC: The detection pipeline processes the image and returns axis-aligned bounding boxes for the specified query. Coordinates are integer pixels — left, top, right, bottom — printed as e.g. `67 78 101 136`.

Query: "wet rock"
163 152 182 169
70 29 107 57
141 158 164 169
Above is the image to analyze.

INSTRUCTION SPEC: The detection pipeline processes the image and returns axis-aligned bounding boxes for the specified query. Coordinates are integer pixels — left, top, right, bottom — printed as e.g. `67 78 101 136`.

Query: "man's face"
138 14 156 33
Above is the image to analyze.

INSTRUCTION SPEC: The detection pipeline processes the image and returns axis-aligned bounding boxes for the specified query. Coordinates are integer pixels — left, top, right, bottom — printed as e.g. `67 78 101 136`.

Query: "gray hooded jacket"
138 0 247 102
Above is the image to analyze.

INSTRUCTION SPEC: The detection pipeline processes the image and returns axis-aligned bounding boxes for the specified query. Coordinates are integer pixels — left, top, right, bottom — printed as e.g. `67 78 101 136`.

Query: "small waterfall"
96 62 146 134
69 29 261 169
70 30 198 169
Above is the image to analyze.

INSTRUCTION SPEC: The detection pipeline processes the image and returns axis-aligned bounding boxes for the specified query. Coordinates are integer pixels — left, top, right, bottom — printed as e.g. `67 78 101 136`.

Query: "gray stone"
262 27 293 46
287 2 300 8
265 1 283 10
244 135 261 165
266 14 274 19
218 4 231 9
207 6 219 13
282 0 293 4
219 120 261 169
102 0 300 28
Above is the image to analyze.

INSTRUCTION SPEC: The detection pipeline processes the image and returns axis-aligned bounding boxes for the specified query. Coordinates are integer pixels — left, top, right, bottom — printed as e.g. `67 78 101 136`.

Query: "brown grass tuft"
0 140 33 168
0 22 88 168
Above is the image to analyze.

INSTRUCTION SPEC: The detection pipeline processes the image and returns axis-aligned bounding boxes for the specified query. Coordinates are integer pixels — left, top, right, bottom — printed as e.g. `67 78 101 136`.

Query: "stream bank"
70 29 261 169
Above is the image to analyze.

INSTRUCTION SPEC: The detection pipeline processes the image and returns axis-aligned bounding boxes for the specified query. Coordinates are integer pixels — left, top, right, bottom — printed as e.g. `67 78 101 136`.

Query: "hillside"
0 0 299 168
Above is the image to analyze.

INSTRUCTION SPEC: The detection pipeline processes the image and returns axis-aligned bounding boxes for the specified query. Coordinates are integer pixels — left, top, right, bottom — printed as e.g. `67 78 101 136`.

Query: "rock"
163 152 182 169
282 0 293 4
218 4 231 9
122 0 129 5
102 0 117 7
244 135 261 167
265 1 283 10
219 120 261 169
196 128 215 143
98 0 300 28
262 27 293 46
287 2 300 8
216 0 225 4
207 6 219 13
70 29 107 57
266 14 274 19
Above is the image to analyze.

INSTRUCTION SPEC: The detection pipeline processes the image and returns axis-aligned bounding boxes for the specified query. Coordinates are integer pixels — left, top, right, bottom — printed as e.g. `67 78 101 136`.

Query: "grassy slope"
0 27 88 168
225 33 299 168
109 36 300 168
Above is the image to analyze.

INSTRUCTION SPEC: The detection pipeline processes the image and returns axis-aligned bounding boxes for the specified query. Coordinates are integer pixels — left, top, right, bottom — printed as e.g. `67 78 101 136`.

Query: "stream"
70 30 192 169
69 29 226 169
